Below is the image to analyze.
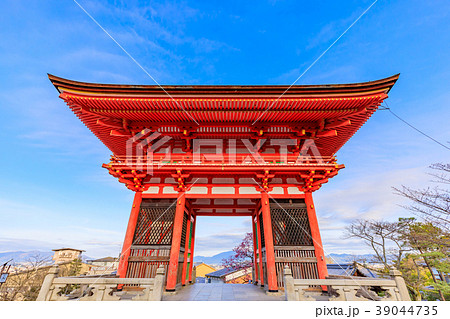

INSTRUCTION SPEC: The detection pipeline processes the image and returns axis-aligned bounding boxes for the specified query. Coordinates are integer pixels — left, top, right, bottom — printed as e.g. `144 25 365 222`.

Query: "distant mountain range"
193 251 375 266
327 253 375 264
194 251 234 265
1 250 374 267
0 251 92 265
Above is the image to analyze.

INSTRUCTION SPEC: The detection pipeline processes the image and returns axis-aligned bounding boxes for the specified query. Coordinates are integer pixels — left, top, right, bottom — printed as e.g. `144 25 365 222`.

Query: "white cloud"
194 217 251 256
315 166 430 254
195 233 245 257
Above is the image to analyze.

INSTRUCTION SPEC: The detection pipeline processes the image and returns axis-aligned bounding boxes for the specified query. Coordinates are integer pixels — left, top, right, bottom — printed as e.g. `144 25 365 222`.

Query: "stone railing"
284 266 411 301
37 266 165 301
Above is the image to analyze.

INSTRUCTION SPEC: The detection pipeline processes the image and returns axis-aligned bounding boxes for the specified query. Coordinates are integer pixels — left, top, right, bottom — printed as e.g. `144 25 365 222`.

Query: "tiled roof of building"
327 263 378 278
205 267 239 278
52 248 85 252
87 257 116 262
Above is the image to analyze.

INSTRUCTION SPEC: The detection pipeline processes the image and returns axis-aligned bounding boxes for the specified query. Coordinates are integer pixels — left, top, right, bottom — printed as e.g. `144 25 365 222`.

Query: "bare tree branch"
393 164 450 231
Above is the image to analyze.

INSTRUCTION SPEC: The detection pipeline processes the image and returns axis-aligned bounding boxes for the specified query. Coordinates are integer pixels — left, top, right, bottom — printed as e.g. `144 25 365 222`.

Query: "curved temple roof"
49 73 398 96
48 74 399 157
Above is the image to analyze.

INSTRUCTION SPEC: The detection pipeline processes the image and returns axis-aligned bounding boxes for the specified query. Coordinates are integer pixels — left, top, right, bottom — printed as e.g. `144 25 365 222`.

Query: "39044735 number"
375 305 437 316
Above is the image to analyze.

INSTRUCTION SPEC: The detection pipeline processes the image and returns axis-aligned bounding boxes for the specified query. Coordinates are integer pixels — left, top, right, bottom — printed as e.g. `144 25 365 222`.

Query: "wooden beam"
274 257 317 263
261 192 278 292
181 209 192 286
117 191 142 278
128 256 170 262
274 245 315 251
304 192 328 280
256 209 264 287
166 192 186 291
191 205 256 209
188 216 196 283
252 216 259 285
194 212 253 217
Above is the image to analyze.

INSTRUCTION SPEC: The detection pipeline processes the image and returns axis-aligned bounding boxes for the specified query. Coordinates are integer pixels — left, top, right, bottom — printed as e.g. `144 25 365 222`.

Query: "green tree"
400 222 450 301
397 253 430 301
67 258 83 276
345 218 450 300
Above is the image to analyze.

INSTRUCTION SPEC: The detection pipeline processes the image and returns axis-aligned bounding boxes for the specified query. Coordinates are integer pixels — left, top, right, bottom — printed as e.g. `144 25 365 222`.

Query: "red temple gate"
49 74 398 292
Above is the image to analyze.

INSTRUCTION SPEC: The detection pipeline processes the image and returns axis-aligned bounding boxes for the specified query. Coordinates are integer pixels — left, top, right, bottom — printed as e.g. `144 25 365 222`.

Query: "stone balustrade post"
151 266 165 301
390 268 411 301
96 285 107 301
36 266 59 301
283 266 295 301
192 266 196 283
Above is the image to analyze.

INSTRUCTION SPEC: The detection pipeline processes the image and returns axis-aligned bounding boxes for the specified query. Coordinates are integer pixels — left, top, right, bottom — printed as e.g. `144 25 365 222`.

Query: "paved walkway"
163 283 286 301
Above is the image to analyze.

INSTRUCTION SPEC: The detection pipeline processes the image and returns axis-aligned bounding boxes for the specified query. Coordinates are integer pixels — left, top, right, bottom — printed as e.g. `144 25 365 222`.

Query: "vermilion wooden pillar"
166 192 186 291
251 215 259 284
256 211 264 287
181 209 192 286
117 191 142 278
304 192 328 279
260 192 278 292
188 216 196 283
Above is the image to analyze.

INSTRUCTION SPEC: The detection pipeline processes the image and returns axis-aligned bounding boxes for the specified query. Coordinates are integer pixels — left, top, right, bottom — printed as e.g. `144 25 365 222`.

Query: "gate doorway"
194 215 251 284
118 193 326 293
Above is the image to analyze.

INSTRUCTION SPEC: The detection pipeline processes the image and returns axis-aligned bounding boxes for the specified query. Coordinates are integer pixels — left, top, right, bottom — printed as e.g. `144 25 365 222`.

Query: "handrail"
52 277 155 285
283 266 411 301
37 266 166 301
290 278 396 286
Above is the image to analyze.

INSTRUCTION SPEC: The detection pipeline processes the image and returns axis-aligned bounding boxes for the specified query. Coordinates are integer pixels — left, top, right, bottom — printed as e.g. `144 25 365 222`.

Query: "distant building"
194 263 216 281
52 248 84 264
205 267 252 284
86 257 118 275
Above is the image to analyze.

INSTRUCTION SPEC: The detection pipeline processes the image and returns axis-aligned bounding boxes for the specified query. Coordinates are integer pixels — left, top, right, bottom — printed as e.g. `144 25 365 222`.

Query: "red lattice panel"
270 205 313 246
133 206 175 245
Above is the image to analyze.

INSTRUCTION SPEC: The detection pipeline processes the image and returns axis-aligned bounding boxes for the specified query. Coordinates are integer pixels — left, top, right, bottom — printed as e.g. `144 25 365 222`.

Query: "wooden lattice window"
259 214 265 248
270 204 313 246
180 212 188 248
133 206 176 245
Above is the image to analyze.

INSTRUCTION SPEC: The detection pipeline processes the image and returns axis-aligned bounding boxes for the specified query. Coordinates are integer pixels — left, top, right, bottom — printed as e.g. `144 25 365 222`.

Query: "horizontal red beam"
142 193 306 199
195 213 253 217
111 153 336 163
194 209 253 214
107 166 342 173
192 205 256 209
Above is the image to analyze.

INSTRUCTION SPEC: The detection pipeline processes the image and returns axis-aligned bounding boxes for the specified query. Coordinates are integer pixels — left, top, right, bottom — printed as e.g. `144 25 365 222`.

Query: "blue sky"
0 0 449 258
